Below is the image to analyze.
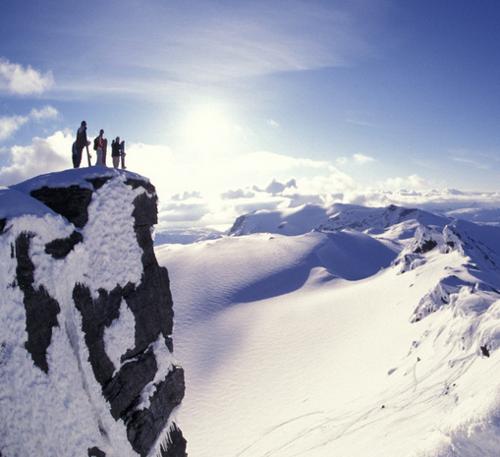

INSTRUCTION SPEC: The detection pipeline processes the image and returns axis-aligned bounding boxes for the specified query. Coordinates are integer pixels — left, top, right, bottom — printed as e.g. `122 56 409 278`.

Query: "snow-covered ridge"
162 204 500 457
228 202 449 237
0 169 186 457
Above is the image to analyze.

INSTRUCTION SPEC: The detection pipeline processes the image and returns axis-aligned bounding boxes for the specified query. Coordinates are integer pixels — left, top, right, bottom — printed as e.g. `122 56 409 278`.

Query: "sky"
2 0 500 230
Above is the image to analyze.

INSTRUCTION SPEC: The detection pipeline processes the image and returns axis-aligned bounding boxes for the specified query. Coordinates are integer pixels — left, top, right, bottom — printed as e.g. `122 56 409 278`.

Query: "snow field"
157 221 500 457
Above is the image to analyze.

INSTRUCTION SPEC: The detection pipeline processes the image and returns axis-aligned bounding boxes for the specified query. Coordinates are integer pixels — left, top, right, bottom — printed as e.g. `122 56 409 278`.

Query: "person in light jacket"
93 129 108 166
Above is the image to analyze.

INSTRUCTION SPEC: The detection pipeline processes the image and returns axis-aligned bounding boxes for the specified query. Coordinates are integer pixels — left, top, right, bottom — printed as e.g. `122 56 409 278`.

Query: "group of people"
72 120 126 169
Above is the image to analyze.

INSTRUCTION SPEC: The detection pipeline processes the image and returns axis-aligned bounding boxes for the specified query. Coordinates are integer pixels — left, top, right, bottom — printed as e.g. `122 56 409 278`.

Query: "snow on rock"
0 169 186 457
393 224 446 273
160 205 500 457
103 299 136 373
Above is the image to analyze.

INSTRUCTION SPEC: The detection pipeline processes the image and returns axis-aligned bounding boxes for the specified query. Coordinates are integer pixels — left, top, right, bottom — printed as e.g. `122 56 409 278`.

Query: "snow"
228 202 449 239
157 209 500 457
229 203 330 236
11 166 148 193
104 299 136 373
0 187 58 219
77 175 144 294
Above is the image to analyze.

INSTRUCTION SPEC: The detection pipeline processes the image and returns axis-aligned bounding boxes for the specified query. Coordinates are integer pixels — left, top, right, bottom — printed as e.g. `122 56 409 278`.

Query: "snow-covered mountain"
159 204 500 457
228 202 449 237
0 169 186 457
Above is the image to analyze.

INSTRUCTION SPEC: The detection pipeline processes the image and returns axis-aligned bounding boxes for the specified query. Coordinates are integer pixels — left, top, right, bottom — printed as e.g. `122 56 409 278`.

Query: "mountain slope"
158 211 500 457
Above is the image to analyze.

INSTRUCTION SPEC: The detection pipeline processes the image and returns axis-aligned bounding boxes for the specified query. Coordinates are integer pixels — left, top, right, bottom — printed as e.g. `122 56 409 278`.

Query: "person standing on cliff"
73 120 90 168
93 129 108 166
111 136 121 169
119 139 126 169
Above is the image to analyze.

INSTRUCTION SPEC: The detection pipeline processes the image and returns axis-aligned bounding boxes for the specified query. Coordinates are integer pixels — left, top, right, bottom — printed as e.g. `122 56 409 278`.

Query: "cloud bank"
2 130 500 230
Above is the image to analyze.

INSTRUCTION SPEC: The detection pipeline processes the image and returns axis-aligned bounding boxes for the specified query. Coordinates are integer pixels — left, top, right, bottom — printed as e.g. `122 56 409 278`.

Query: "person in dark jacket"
73 120 89 168
120 140 126 169
111 136 121 168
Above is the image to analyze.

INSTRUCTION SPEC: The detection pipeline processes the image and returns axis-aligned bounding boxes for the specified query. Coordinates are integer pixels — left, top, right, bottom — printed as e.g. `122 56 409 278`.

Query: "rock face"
0 169 186 457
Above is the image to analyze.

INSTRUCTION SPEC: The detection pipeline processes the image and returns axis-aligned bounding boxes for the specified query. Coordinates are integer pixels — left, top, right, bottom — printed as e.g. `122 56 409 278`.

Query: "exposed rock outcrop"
0 168 186 457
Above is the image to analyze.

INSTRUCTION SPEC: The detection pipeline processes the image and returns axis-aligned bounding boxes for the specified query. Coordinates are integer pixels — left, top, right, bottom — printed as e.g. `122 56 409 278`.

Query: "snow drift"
0 168 186 457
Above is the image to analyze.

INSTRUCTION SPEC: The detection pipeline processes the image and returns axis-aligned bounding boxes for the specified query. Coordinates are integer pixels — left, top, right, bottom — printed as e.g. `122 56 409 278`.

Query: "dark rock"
480 345 490 357
124 225 173 358
30 185 93 228
126 366 185 456
87 177 111 190
45 231 83 259
103 348 157 419
0 218 6 234
228 215 245 235
160 423 187 457
131 190 158 227
414 239 437 254
126 178 155 195
15 232 60 373
73 284 128 385
88 447 106 457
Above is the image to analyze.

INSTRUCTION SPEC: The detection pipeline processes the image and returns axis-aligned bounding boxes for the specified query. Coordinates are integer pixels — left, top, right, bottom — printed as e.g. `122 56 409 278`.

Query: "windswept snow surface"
157 212 500 457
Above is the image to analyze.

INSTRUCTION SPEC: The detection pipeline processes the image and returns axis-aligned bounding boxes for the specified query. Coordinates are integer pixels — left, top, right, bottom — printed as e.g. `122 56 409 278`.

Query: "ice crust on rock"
0 169 186 457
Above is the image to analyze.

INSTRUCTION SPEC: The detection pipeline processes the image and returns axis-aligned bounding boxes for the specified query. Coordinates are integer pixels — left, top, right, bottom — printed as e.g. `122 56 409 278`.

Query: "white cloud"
0 130 71 185
221 189 256 199
353 153 375 164
0 115 29 141
0 58 54 95
0 106 60 142
30 105 59 121
171 191 202 201
380 174 429 191
267 119 280 128
335 154 375 166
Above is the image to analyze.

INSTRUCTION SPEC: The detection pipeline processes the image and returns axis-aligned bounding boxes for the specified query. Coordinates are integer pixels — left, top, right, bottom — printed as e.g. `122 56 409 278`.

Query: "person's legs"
72 148 82 168
112 156 119 168
75 147 83 168
96 148 103 165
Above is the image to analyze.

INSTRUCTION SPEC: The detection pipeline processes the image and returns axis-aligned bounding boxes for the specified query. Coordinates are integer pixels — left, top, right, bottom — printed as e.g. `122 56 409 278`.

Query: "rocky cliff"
0 168 186 457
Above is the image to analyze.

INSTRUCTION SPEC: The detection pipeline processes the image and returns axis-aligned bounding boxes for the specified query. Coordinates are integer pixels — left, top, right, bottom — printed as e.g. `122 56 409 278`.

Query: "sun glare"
180 103 237 153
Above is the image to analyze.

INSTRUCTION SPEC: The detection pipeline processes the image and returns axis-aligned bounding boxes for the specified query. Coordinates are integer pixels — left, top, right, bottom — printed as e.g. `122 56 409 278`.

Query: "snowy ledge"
11 166 149 194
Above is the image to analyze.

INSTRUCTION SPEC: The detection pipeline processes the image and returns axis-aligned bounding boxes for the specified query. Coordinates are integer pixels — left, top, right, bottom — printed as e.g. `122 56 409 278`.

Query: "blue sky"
1 0 500 227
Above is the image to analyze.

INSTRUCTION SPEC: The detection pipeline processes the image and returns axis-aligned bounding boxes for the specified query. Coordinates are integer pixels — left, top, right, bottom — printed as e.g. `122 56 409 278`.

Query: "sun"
180 103 236 153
